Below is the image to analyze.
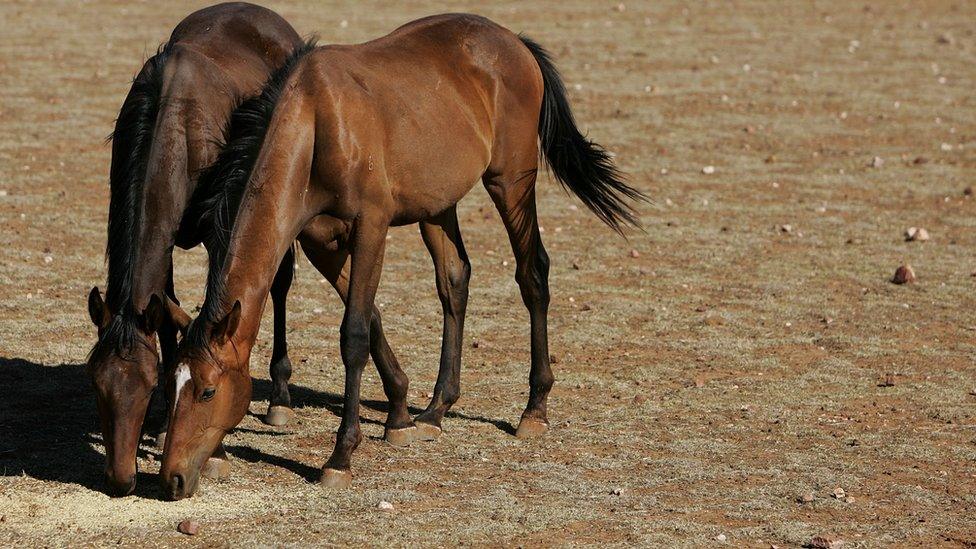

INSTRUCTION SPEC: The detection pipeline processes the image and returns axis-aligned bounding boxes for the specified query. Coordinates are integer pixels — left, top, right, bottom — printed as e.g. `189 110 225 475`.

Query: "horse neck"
128 101 222 312
210 123 318 349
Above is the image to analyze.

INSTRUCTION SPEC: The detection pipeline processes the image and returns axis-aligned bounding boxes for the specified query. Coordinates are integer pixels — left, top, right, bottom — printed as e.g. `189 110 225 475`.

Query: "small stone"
572 261 581 270
845 496 855 503
43 255 53 264
905 227 929 242
377 500 394 512
891 264 916 285
610 487 624 496
716 534 727 542
702 165 716 175
807 535 845 549
936 32 955 45
177 520 200 536
879 373 896 387
472 340 480 349
580 303 592 312
693 376 706 388
870 156 884 168
832 487 846 499
913 156 929 165
799 492 815 503
633 394 647 405
779 224 793 233
629 249 640 258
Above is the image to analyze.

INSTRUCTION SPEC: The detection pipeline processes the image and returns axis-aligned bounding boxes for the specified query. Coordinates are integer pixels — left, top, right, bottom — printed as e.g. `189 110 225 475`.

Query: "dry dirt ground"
1 0 975 547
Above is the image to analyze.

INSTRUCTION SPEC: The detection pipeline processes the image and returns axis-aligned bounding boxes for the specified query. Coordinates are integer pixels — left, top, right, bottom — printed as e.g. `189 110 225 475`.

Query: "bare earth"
1 0 975 547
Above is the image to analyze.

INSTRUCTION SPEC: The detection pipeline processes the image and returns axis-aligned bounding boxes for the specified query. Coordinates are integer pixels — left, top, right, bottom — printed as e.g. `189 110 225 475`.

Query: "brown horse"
160 13 646 499
86 2 414 497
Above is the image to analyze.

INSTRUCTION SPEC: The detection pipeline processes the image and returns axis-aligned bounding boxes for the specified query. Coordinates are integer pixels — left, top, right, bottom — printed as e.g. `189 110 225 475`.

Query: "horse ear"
164 296 191 337
212 300 241 344
87 287 111 329
140 294 164 334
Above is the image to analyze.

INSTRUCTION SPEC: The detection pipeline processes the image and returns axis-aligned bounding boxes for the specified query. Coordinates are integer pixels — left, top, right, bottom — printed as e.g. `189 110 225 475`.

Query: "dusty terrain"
1 0 975 546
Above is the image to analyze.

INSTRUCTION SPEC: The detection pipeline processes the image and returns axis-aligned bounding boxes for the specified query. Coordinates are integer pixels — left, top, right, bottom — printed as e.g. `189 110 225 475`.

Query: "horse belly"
387 119 490 225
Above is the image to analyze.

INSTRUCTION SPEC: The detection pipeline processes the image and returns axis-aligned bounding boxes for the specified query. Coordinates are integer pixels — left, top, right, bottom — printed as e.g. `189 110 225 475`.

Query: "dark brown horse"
86 2 411 497
160 13 646 499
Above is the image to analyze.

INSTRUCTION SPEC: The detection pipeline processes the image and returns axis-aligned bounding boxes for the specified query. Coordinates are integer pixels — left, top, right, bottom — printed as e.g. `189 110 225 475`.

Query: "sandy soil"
1 0 975 547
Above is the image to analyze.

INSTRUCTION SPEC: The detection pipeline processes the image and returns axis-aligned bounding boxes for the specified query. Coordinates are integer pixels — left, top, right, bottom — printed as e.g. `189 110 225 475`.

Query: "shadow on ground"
0 357 515 495
0 358 105 492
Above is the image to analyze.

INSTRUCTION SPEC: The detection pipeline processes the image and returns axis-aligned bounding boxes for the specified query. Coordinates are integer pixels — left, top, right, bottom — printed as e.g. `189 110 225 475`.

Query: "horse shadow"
0 357 515 496
0 358 107 492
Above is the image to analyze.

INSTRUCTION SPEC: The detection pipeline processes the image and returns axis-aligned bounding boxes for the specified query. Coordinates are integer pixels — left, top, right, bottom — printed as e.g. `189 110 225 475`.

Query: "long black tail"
520 35 648 234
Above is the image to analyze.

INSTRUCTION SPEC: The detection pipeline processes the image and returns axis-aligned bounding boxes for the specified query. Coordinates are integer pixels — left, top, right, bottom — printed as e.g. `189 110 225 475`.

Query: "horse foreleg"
298 219 414 447
320 215 389 488
264 246 296 426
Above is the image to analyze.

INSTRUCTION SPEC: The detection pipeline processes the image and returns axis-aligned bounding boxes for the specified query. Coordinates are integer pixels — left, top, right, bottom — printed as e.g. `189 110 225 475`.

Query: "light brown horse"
86 2 411 497
160 13 646 499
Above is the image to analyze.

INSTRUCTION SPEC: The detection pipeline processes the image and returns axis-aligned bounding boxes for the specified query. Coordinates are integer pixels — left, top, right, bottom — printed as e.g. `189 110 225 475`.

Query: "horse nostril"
172 473 185 493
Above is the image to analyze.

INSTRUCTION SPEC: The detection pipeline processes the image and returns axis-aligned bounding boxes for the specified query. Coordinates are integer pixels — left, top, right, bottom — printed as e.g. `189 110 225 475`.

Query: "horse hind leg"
413 207 471 440
483 160 554 438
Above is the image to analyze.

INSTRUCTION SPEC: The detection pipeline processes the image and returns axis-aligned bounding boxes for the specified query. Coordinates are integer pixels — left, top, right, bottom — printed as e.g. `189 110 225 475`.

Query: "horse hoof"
264 405 293 426
319 468 352 489
202 457 231 480
413 421 442 441
155 431 167 450
515 417 549 439
384 425 416 447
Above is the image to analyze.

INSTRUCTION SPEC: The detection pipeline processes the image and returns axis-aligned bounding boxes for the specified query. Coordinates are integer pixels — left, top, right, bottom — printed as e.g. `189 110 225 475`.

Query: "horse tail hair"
519 35 648 234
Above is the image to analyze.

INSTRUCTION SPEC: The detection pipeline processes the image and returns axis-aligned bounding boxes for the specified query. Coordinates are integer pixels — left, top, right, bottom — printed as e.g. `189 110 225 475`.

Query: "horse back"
297 14 544 225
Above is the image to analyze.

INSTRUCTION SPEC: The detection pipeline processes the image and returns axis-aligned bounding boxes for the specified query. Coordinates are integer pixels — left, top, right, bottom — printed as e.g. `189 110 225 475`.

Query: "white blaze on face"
174 363 191 408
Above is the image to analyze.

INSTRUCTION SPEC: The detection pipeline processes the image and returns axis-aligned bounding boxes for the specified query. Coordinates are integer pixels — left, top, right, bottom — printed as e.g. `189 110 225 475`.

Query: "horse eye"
201 387 216 401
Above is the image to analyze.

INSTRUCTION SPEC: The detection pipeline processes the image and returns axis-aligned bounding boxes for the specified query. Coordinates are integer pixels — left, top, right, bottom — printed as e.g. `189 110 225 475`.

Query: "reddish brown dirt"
1 1 975 547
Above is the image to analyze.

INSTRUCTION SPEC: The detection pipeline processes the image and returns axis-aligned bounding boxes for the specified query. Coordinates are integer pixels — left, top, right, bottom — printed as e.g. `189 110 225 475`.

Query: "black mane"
92 45 170 361
183 39 317 351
